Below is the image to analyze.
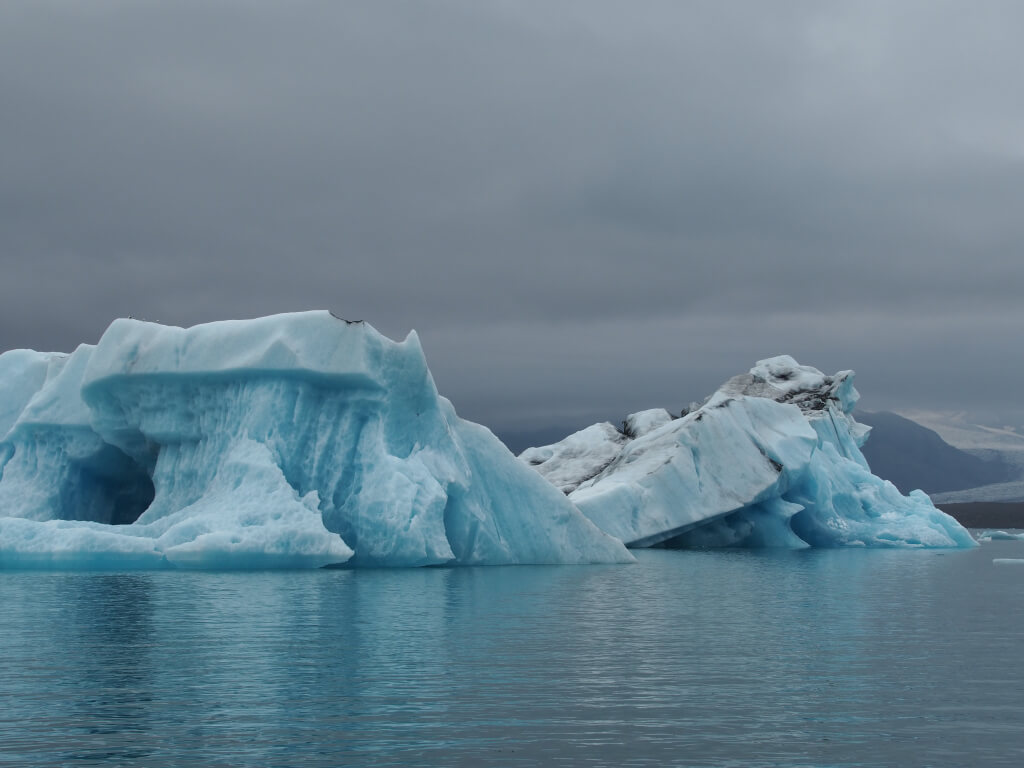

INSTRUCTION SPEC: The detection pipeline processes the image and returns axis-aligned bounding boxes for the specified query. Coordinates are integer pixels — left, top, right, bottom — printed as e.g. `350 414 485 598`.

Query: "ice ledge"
83 311 419 383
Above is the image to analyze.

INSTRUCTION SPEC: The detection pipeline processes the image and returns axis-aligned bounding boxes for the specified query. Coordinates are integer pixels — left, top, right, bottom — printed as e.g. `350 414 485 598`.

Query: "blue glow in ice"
0 312 631 569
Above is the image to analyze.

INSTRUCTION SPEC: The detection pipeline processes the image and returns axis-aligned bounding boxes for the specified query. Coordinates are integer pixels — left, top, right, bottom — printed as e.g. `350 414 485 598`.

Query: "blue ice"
0 312 631 569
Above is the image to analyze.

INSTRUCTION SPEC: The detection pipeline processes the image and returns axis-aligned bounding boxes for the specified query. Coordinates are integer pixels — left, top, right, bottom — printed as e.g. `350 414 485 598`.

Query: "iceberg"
521 356 976 549
0 312 631 569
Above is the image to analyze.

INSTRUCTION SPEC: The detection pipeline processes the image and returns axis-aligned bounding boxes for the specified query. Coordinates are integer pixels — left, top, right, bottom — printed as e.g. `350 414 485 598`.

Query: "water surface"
2 541 1023 767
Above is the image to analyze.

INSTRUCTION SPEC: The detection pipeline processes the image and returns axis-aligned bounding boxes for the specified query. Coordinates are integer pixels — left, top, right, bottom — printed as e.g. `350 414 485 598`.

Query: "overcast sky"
2 1 1022 435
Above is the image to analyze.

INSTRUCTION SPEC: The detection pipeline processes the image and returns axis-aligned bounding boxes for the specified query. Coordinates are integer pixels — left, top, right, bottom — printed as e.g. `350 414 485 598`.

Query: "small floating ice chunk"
974 530 1024 541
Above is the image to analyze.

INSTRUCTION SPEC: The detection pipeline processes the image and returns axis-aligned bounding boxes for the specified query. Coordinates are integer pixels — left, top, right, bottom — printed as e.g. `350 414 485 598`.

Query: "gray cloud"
2 1 1023 434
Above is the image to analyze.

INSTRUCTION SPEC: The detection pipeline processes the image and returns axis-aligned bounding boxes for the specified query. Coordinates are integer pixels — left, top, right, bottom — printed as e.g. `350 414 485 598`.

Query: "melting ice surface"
0 312 630 569
521 356 975 550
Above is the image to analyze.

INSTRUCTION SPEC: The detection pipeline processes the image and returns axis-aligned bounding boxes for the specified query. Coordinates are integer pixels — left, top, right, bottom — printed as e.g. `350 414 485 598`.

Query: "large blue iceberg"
0 312 631 569
521 357 975 549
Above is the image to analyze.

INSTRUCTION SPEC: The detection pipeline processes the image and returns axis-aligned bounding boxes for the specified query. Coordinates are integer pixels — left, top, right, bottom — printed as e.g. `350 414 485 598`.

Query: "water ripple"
2 544 1023 766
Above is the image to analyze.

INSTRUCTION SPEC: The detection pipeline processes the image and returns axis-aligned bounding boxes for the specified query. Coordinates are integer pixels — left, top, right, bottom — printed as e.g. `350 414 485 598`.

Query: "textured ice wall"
522 356 975 549
0 312 631 569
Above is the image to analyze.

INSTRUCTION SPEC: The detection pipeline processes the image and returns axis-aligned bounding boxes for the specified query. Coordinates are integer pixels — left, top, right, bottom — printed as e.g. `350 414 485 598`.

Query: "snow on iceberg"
0 312 631 569
521 356 976 549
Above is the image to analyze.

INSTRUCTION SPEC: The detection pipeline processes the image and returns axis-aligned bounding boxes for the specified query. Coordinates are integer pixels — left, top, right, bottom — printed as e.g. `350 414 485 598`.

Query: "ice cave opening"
59 443 155 526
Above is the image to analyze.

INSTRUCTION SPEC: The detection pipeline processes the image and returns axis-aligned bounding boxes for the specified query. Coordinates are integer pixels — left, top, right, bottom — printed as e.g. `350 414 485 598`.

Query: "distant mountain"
895 409 1024 453
857 411 1015 495
934 501 1024 529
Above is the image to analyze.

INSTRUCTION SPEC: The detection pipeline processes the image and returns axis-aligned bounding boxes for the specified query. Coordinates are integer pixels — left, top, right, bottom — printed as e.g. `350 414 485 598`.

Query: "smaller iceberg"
521 356 976 549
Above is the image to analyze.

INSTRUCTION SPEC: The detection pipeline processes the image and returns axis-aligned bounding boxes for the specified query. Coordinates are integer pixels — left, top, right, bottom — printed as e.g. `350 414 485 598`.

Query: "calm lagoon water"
2 541 1023 767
